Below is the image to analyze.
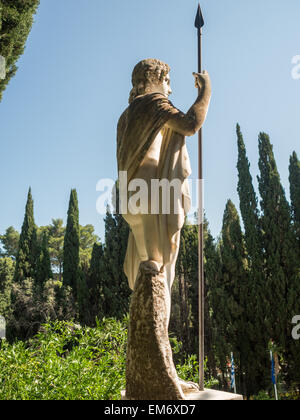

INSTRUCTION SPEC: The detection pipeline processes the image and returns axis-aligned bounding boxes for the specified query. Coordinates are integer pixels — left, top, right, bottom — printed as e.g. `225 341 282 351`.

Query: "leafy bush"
0 318 127 400
176 354 219 389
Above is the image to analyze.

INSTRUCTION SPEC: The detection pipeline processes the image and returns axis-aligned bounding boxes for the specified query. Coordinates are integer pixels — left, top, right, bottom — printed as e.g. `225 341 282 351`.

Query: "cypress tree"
287 152 300 383
289 151 300 245
174 220 197 356
236 125 268 393
88 242 104 323
257 133 298 356
14 187 38 283
76 267 89 325
0 0 40 101
63 189 80 297
101 208 130 319
237 125 262 266
203 221 219 379
219 200 250 394
100 182 130 319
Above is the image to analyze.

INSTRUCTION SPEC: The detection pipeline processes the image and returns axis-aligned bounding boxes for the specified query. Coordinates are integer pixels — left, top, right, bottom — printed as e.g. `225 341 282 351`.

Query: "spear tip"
195 3 205 29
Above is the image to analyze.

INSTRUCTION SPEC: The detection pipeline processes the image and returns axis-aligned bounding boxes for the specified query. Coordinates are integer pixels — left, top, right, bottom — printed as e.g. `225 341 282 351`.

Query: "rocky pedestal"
125 269 185 400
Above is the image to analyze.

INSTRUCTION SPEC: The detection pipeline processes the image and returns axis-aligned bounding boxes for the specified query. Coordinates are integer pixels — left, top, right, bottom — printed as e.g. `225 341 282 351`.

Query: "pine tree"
236 125 268 393
0 0 40 101
0 226 19 258
63 189 80 297
47 219 65 282
14 188 38 283
258 133 298 357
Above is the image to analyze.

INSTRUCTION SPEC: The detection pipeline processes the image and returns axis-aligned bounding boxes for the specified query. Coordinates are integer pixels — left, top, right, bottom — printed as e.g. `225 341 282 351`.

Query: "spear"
195 2 205 392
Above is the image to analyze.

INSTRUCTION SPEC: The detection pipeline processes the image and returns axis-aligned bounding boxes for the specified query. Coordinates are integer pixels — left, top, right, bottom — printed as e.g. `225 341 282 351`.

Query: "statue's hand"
193 70 211 92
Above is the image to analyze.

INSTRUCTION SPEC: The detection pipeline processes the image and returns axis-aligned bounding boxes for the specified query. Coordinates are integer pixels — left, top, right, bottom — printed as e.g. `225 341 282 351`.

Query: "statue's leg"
140 214 163 266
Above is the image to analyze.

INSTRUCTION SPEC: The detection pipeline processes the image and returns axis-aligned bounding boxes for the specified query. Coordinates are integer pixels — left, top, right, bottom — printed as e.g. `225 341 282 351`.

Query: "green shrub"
176 354 219 389
0 318 127 400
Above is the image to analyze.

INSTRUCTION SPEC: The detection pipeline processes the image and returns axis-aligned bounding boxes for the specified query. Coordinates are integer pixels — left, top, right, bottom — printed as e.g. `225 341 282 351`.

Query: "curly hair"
129 58 170 103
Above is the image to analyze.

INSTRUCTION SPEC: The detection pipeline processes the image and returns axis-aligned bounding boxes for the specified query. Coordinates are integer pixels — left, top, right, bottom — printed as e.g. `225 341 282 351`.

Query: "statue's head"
129 58 172 103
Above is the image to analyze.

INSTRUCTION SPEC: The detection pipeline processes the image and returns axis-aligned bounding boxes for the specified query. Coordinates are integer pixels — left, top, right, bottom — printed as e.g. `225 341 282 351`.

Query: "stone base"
121 389 243 401
125 268 185 400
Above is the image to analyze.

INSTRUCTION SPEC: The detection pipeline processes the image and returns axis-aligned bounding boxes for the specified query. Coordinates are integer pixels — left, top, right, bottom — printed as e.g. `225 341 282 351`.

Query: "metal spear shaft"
195 3 205 392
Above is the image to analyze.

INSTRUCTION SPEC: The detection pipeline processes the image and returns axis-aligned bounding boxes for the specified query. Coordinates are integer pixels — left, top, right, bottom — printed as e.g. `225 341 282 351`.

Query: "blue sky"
0 0 299 242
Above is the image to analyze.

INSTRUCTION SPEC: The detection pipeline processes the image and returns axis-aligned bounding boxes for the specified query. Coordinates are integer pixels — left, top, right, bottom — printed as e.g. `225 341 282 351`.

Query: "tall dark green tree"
99 182 130 320
14 188 38 283
258 133 298 359
289 151 300 245
101 208 130 319
0 0 40 101
287 151 300 384
63 189 80 297
203 221 219 379
86 242 103 324
171 216 218 374
173 220 197 356
218 200 250 394
236 124 268 393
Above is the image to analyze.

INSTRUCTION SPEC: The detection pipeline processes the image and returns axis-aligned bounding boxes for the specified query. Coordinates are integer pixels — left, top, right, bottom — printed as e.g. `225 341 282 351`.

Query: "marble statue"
117 58 211 400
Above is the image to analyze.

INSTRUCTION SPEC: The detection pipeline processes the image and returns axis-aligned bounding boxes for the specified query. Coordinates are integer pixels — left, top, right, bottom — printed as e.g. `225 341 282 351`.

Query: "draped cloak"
117 93 192 290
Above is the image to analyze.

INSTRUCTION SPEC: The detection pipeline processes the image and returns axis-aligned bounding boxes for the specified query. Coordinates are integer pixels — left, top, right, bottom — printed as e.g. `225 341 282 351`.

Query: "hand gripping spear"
195 3 205 392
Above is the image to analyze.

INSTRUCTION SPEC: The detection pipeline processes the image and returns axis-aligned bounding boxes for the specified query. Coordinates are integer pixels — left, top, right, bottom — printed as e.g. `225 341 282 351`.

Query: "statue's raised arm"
165 71 211 136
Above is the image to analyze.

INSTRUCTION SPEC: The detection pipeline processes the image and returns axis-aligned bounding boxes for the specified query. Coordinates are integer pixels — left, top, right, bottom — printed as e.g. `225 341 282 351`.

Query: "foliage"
63 189 80 295
14 188 38 283
99 184 131 320
0 319 128 400
35 232 52 287
250 390 275 401
236 125 269 395
0 0 40 101
176 354 218 390
0 318 221 400
39 219 65 281
0 257 14 318
0 226 19 258
258 133 300 383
